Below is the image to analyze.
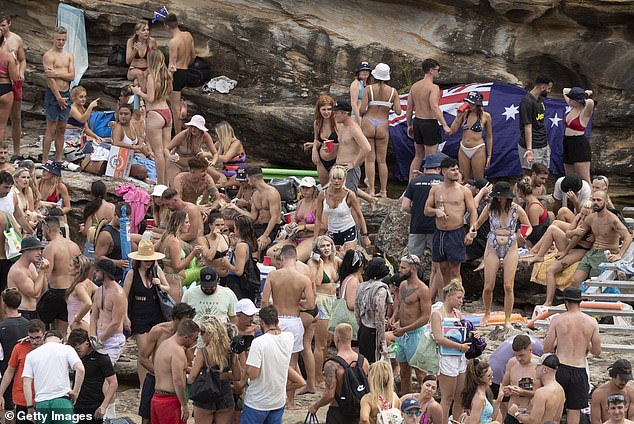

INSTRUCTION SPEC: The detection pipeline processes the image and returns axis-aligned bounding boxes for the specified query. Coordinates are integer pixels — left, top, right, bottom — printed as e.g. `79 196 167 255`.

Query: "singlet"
206 234 229 260
357 79 366 100
129 268 164 329
67 292 90 325
67 115 85 127
367 85 395 108
480 397 494 423
564 113 586 131
462 111 483 133
121 126 138 146
529 201 548 224
323 192 355 233
101 224 123 271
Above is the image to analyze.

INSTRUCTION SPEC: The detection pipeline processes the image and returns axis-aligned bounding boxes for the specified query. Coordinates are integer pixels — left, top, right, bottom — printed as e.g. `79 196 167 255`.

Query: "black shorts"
138 373 156 419
15 404 34 424
172 68 196 92
413 118 442 146
563 135 591 164
254 223 280 245
36 288 68 324
326 406 353 423
193 380 234 411
358 323 377 364
330 226 357 247
432 227 466 263
504 414 521 424
0 259 12 292
18 309 40 320
556 363 589 410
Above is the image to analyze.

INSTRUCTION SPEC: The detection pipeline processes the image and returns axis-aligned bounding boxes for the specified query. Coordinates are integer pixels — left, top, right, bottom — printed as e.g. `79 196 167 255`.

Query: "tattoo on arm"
323 361 337 391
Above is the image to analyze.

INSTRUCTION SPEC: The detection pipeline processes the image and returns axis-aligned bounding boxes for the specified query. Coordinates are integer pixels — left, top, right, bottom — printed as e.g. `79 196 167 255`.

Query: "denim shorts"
44 88 71 122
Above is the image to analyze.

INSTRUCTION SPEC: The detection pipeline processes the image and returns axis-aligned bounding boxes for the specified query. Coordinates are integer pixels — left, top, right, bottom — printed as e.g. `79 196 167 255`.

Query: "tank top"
323 192 355 233
67 292 90 325
101 225 123 281
129 269 162 317
529 201 547 224
67 115 85 127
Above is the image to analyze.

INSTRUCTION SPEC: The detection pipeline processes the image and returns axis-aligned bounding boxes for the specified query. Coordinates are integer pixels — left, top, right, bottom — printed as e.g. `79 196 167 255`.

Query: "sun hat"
41 160 62 177
491 181 514 199
567 87 586 103
236 298 259 316
299 176 316 188
20 236 44 252
128 239 165 261
534 353 559 369
423 153 443 169
355 61 372 74
371 63 391 81
151 184 168 197
364 257 390 280
464 91 484 106
184 115 209 132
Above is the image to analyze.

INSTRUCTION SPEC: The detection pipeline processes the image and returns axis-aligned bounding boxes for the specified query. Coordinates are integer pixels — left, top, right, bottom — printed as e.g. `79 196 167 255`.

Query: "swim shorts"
439 354 467 377
172 68 195 92
344 166 361 193
98 331 126 365
413 118 442 146
329 225 357 247
278 315 304 353
44 88 71 122
316 293 336 320
556 363 589 410
395 326 423 364
151 393 186 424
432 227 466 263
576 249 608 278
36 288 68 325
407 233 433 258
517 144 550 171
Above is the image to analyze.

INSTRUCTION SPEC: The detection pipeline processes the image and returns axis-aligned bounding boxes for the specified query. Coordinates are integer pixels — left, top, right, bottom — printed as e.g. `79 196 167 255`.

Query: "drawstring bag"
189 348 222 401
408 330 440 375
461 319 487 359
4 213 22 262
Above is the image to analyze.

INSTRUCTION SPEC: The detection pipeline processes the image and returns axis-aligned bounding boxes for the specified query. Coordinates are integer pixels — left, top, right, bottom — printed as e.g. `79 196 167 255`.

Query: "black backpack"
186 57 212 87
328 354 369 418
238 245 261 304
108 44 127 67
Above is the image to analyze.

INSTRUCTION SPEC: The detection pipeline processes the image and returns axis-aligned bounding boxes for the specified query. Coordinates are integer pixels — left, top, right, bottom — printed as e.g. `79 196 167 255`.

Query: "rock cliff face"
4 0 633 173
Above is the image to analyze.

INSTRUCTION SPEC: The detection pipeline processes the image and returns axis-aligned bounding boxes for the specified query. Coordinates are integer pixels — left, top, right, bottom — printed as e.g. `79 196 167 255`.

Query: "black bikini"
318 130 338 171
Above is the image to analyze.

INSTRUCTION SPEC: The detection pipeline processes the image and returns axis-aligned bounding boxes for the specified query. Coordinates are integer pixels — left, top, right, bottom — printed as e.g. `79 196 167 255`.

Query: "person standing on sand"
42 26 74 163
406 58 451 179
591 360 634 424
543 287 601 424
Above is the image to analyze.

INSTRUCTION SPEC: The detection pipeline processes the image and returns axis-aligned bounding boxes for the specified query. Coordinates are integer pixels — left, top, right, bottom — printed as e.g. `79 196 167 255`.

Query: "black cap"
467 178 489 190
20 235 44 252
333 100 352 113
199 267 220 287
567 87 586 103
236 165 247 182
491 181 514 199
535 353 559 370
561 175 582 193
363 257 390 280
95 259 117 279
355 61 372 74
608 359 632 381
559 287 582 302
45 329 64 340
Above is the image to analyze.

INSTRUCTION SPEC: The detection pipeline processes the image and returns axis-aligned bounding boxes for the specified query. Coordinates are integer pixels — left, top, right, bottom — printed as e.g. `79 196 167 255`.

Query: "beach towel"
116 184 151 234
57 3 88 88
530 250 578 288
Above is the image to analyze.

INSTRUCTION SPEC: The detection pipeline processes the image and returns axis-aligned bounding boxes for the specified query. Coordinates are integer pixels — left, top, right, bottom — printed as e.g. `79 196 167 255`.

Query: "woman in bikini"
309 95 339 185
126 21 156 85
359 63 402 197
37 160 71 218
0 39 18 144
214 121 246 182
516 176 549 247
448 92 493 180
67 86 103 143
132 49 172 185
474 182 531 328
400 375 443 424
359 361 401 424
198 212 230 277
461 359 500 424
563 87 595 183
350 60 371 125
111 103 155 182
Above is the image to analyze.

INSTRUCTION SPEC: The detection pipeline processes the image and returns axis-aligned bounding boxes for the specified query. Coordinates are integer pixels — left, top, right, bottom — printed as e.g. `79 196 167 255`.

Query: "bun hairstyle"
517 176 533 197
442 279 465 300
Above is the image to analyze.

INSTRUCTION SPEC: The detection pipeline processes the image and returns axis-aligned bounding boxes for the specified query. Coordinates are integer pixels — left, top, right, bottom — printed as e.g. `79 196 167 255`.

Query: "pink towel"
115 184 150 233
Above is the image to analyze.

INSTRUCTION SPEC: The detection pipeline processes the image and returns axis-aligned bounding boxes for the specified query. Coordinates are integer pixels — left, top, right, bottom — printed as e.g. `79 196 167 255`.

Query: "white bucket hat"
299 176 316 188
185 115 209 132
371 63 391 81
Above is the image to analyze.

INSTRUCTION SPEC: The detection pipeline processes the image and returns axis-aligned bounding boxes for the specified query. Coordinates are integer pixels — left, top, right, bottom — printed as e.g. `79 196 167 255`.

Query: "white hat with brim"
371 63 391 81
151 184 169 197
299 176 317 188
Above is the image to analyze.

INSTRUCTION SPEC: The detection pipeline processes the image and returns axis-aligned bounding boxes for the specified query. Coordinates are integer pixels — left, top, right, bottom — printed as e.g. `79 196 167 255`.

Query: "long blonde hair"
147 49 172 100
65 255 92 300
367 361 395 408
214 121 238 155
199 315 231 369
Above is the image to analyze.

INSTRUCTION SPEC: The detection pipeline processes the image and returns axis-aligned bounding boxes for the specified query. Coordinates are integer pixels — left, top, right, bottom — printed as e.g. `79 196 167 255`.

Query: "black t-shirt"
76 350 115 409
518 93 547 149
404 173 443 234
0 316 29 373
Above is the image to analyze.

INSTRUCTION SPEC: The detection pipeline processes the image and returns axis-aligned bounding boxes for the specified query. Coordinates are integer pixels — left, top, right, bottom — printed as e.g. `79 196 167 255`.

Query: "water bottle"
119 205 131 275
133 94 140 111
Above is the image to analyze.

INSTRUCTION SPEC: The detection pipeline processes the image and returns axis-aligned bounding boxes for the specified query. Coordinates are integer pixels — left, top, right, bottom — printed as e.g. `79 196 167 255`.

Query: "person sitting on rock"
126 21 157 86
67 85 104 143
111 103 156 183
552 174 591 223
516 176 549 247
173 155 218 205
36 161 71 220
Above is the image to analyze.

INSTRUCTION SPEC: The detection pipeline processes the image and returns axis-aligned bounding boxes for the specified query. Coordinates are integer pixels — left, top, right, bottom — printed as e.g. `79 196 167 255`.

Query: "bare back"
267 267 311 316
45 237 81 289
169 32 195 69
409 78 440 119
547 311 599 366
154 337 186 392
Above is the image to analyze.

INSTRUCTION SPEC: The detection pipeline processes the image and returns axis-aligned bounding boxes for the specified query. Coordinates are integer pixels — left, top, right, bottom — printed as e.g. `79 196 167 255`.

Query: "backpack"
108 44 127 67
88 111 116 138
328 354 368 418
186 57 212 87
237 244 261 303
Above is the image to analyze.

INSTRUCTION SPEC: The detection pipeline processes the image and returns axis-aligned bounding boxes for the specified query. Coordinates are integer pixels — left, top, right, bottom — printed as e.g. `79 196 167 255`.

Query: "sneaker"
62 161 80 172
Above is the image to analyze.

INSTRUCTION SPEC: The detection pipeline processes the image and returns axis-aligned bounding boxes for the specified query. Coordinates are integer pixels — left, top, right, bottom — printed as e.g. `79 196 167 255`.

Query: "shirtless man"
392 254 431 394
0 15 26 159
0 143 14 174
173 155 217 205
508 353 565 424
151 319 200 424
229 166 281 254
406 58 451 179
37 217 80 334
591 360 634 424
261 244 315 409
42 26 75 163
561 190 632 287
544 287 601 424
90 259 127 365
94 203 134 283
604 394 634 424
164 13 195 134
138 303 196 424
424 157 477 286
161 188 203 242
500 335 541 424
7 236 49 320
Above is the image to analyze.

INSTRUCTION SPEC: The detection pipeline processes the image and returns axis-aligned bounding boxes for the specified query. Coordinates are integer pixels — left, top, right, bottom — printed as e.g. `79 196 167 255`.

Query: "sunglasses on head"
608 393 626 404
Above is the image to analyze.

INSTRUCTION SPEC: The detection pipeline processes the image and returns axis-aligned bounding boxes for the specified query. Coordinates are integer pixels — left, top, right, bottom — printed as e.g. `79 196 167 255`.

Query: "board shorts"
576 248 608 278
413 118 442 146
278 315 304 353
37 287 68 324
151 393 186 424
316 293 336 320
395 326 423 364
439 354 467 377
345 166 361 193
44 88 71 122
432 227 466 263
556 363 590 410
172 68 196 92
97 331 126 365
407 233 433 258
518 144 550 171
138 373 156 419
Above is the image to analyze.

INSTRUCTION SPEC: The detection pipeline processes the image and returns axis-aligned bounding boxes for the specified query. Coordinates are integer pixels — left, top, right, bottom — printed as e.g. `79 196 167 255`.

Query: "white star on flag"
549 113 562 128
565 106 572 114
502 104 519 120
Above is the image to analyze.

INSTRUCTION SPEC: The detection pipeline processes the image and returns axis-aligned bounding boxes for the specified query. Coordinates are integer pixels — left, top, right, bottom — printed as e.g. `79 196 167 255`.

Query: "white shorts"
279 316 304 353
98 331 126 365
439 354 467 377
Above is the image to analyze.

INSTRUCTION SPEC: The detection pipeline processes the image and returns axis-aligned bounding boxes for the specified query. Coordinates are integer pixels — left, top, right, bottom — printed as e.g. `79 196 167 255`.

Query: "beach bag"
328 281 359 339
462 319 487 359
186 57 212 87
189 348 222 401
327 354 368 418
269 177 299 203
409 330 440 375
155 285 176 321
89 111 116 138
377 395 403 424
4 213 22 262
303 412 319 424
108 44 127 67
81 154 107 176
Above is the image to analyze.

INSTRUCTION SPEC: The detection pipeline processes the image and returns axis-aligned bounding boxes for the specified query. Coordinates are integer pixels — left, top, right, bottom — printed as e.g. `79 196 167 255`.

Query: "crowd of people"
0 8 631 424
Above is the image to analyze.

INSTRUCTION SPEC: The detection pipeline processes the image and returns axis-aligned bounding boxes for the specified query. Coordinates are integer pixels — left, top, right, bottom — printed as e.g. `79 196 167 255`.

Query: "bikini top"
134 43 151 60
529 201 548 224
322 271 331 284
39 180 60 203
368 85 395 108
68 115 85 127
317 128 339 144
207 234 229 259
121 126 138 146
564 113 586 131
479 398 494 423
462 111 483 133
296 203 316 225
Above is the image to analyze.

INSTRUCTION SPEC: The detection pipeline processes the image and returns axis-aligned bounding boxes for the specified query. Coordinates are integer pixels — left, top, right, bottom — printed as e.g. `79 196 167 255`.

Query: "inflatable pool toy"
465 312 526 327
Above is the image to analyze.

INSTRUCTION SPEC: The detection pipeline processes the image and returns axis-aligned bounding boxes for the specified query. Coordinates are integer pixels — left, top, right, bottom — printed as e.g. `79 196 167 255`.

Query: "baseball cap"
151 184 169 197
199 267 219 287
401 397 421 412
608 359 632 381
236 298 259 316
534 353 559 369
236 166 247 182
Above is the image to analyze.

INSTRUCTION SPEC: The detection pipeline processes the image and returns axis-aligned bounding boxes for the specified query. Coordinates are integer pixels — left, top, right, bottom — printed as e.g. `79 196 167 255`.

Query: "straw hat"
128 239 165 261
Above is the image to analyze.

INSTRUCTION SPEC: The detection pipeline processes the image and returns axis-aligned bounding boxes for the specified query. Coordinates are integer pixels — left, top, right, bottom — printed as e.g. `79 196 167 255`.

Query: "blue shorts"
395 326 423 363
138 373 155 419
241 404 285 424
44 88 71 122
432 227 466 263
329 225 357 247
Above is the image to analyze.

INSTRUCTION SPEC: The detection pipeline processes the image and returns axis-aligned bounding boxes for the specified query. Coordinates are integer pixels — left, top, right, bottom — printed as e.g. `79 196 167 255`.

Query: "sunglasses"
406 411 422 417
608 393 626 404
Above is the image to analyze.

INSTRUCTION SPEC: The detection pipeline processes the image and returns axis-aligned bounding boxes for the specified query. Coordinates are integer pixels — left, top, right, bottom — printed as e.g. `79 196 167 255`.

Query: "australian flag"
389 82 592 182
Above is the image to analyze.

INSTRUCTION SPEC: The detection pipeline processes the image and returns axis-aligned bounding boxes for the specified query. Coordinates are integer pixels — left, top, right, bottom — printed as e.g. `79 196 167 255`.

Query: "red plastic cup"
283 213 293 225
458 103 469 113
324 139 334 153
520 224 529 237
263 256 271 266
146 219 154 229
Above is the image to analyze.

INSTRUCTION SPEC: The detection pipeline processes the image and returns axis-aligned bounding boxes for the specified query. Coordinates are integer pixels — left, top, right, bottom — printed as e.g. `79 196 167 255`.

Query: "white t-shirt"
182 285 237 323
244 331 293 411
22 342 81 402
552 178 592 211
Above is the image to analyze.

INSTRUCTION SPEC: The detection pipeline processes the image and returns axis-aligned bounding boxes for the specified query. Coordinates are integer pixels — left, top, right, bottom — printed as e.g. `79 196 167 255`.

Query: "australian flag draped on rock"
389 82 592 182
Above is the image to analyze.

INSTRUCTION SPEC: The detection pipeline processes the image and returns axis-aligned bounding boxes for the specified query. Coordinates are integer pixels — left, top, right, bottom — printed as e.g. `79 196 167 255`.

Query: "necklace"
265 327 281 334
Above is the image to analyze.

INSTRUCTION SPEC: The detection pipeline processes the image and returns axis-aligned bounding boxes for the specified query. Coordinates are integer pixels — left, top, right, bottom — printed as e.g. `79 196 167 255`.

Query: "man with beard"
392 254 431 395
560 190 631 287
182 266 237 324
518 75 553 175
424 157 477 287
591 360 634 424
8 236 49 320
